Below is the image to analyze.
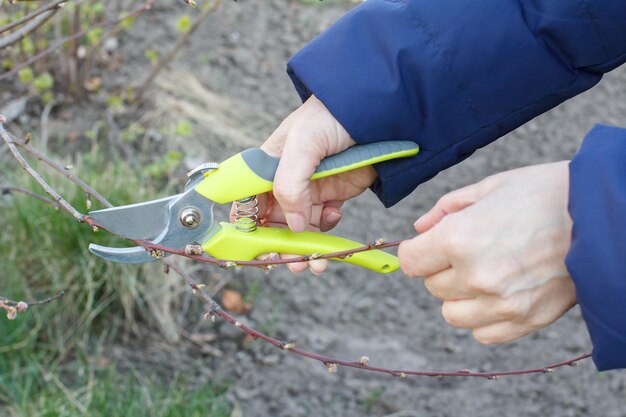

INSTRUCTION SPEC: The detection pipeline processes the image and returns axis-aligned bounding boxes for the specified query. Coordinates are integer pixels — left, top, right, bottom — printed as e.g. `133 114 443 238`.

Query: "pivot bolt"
179 207 201 229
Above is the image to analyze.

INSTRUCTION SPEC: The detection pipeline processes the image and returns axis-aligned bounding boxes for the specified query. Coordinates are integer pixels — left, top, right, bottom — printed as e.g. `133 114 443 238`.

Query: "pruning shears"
88 142 419 273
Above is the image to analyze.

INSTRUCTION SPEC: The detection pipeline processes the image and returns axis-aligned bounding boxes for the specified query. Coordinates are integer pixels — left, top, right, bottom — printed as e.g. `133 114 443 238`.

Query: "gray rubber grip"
315 141 417 173
241 141 418 181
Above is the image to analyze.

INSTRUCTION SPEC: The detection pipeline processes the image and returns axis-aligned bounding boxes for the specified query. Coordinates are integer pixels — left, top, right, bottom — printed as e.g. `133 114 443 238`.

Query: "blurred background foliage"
0 138 231 416
0 0 235 415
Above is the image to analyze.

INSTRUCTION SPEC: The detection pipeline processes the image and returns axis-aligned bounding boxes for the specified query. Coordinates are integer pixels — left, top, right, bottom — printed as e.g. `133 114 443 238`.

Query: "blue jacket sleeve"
566 125 626 371
287 0 626 207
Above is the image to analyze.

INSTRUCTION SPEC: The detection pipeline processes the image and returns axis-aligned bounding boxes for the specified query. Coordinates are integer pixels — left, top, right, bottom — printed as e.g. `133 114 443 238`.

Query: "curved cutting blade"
88 189 217 264
89 245 161 264
89 195 179 240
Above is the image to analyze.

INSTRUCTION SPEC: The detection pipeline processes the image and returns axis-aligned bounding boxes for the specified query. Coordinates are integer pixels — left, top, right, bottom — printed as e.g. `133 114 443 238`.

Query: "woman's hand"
399 162 577 344
231 95 377 273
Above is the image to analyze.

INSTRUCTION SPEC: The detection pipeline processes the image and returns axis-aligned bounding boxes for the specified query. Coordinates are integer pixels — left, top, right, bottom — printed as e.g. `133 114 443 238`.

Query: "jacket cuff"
566 124 626 371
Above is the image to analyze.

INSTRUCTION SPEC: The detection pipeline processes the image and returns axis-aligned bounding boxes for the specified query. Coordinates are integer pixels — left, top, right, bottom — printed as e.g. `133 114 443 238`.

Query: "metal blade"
88 189 217 264
88 244 166 264
89 195 179 240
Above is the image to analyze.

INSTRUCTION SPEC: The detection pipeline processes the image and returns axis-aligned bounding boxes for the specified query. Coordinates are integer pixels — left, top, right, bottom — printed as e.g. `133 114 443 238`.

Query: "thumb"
414 178 499 233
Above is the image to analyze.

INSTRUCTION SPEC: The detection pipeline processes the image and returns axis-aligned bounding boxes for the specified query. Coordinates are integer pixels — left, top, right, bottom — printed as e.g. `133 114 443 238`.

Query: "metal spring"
234 195 259 232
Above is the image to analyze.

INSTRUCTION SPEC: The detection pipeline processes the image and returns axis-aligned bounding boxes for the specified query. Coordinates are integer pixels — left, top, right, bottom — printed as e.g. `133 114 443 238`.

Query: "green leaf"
33 73 54 92
175 120 193 137
106 94 124 111
176 15 191 33
120 15 136 29
91 2 105 15
18 68 34 85
144 49 160 66
21 38 34 55
2 58 14 70
42 91 54 104
86 28 104 46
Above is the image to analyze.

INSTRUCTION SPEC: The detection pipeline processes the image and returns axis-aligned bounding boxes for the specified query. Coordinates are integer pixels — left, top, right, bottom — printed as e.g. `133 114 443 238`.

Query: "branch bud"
282 342 296 350
374 238 387 247
203 311 217 322
16 301 28 312
357 356 370 366
192 284 206 294
326 363 338 374
149 249 165 259
185 244 205 256
6 307 17 320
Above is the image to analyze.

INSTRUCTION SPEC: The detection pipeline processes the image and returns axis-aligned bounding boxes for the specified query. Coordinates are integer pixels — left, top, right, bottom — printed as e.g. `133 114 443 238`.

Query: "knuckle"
498 297 527 320
273 186 300 207
436 193 454 210
463 272 501 295
463 272 486 293
439 218 465 256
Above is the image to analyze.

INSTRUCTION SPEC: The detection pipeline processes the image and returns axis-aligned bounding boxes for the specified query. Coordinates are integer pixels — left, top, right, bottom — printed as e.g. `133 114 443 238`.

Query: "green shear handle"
194 141 419 204
194 141 419 274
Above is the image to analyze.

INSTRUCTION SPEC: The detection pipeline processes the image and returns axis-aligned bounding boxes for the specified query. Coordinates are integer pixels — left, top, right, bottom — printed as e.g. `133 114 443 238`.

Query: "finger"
423 268 472 301
414 184 483 233
272 131 323 232
441 297 503 329
472 321 532 345
398 228 450 277
308 259 329 275
320 205 342 232
282 254 308 273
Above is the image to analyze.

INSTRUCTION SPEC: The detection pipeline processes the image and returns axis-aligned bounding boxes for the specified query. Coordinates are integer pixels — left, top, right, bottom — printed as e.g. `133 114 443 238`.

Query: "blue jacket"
286 0 626 370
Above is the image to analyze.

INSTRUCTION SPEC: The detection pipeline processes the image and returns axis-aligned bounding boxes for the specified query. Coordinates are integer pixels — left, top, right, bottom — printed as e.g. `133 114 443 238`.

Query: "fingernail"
413 217 423 228
285 213 306 232
326 210 342 223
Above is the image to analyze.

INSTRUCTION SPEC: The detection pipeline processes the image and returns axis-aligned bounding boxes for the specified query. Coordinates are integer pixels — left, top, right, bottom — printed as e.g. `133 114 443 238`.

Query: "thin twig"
0 0 68 35
0 117 85 221
9 133 111 207
0 0 156 82
0 8 60 49
25 290 65 306
0 118 593 378
1 184 60 207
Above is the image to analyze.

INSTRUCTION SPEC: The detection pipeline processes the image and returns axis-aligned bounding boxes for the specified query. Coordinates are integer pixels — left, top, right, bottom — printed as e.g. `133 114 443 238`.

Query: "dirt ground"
6 0 626 416
157 2 626 416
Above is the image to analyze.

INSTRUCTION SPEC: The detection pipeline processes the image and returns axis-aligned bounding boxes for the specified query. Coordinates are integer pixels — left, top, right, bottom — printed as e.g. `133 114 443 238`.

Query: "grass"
0 138 231 416
0 342 231 417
